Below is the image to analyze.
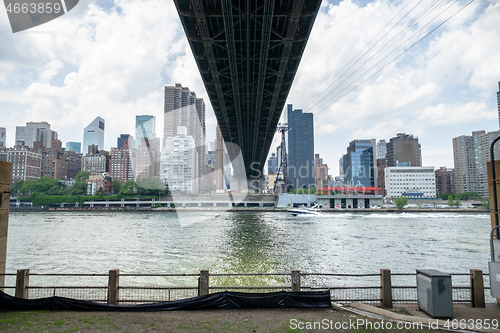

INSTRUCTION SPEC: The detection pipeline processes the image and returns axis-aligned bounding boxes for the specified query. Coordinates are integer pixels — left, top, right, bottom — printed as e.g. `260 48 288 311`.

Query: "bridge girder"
174 0 322 180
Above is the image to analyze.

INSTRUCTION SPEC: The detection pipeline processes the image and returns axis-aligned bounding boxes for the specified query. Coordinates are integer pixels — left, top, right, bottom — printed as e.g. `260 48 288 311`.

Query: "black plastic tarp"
0 290 331 311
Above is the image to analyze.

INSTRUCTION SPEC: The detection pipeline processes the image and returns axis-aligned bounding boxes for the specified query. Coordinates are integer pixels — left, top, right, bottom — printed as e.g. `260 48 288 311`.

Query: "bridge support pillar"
0 161 11 292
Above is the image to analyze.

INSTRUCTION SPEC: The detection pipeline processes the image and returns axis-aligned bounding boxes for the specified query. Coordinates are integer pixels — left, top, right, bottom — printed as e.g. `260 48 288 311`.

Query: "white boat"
289 204 323 216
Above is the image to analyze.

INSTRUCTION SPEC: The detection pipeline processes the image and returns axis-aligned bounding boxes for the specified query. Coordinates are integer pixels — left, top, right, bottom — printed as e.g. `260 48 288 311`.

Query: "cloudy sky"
1 0 499 176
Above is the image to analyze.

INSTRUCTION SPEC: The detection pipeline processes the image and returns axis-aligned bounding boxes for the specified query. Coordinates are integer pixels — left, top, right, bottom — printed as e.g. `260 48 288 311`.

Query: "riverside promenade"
0 302 499 332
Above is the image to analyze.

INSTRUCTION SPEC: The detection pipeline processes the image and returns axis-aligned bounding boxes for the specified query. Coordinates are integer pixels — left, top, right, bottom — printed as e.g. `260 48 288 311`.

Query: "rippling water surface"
7 211 491 277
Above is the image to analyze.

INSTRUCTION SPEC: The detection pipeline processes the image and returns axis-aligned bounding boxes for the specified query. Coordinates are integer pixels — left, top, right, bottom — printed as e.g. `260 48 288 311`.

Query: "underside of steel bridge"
174 0 322 182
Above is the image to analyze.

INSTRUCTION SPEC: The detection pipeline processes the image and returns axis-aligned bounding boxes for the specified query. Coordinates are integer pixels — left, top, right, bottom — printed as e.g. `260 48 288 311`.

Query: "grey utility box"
489 260 500 298
489 226 500 298
416 269 453 318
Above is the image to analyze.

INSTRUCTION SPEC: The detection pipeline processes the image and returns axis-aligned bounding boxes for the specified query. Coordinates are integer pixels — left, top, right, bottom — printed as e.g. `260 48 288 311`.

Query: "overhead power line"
299 0 475 117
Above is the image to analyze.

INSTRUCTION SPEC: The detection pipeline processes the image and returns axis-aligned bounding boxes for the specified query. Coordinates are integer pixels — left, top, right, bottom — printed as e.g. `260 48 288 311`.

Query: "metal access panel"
489 261 500 298
489 228 500 299
416 269 453 318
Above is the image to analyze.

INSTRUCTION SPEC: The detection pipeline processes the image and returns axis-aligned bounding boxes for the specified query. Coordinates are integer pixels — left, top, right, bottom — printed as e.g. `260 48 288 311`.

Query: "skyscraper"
386 133 422 167
15 121 58 149
268 153 278 174
341 139 376 187
66 142 81 154
287 104 314 189
82 116 105 154
0 128 5 148
164 84 206 192
117 134 134 149
497 81 500 129
135 115 156 148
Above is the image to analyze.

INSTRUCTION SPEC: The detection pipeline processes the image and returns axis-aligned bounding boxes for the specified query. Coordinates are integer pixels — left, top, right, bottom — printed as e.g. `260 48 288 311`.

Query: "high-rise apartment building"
340 139 376 187
452 130 500 196
135 115 156 148
161 126 198 193
81 154 108 175
66 150 82 180
41 150 69 180
164 84 206 192
314 153 329 189
386 133 422 167
376 158 387 193
82 117 105 154
435 167 454 194
110 147 134 183
0 128 5 148
134 137 161 179
377 140 387 159
287 104 314 189
15 121 58 149
8 148 42 182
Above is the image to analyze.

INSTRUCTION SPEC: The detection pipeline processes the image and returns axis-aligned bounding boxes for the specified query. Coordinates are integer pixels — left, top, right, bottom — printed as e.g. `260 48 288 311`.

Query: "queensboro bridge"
174 0 322 191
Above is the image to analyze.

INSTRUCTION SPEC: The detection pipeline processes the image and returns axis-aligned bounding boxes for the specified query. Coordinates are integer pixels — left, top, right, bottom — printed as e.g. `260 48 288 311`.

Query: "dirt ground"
0 307 441 332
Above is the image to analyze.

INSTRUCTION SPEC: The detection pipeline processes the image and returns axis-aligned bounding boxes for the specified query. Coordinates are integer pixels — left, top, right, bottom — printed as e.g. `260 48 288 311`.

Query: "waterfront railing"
0 269 491 307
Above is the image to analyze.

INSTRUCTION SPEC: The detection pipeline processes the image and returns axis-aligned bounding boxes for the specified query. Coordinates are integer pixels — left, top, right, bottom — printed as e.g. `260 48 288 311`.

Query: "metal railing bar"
210 273 289 276
27 273 109 277
325 286 381 290
27 286 108 289
119 286 197 290
210 286 289 290
331 298 381 302
301 273 381 277
118 273 200 277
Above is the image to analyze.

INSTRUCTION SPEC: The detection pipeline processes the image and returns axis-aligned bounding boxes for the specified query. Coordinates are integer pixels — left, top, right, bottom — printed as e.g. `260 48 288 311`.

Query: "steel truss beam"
174 0 321 181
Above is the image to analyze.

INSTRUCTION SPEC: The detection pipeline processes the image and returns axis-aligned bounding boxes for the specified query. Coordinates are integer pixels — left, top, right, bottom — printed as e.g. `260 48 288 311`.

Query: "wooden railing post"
108 269 119 305
470 269 485 308
291 269 301 292
380 269 392 308
199 269 209 296
15 269 29 299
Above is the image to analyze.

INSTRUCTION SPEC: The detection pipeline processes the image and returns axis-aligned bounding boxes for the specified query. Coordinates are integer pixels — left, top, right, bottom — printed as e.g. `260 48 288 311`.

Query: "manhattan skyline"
0 0 499 175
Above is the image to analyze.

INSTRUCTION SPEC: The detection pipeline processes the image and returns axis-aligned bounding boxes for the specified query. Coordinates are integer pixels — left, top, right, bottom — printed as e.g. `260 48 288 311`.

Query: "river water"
6 210 492 277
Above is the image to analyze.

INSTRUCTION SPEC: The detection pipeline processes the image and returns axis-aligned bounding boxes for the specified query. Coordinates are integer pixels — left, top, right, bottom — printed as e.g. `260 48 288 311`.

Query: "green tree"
119 179 136 196
75 171 90 182
136 177 166 195
112 180 122 194
481 198 490 210
11 180 25 195
70 171 90 195
448 195 454 207
395 196 407 210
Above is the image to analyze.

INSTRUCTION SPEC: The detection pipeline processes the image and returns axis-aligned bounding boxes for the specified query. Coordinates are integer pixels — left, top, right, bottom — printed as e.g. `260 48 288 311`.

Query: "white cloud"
286 0 500 175
0 0 499 179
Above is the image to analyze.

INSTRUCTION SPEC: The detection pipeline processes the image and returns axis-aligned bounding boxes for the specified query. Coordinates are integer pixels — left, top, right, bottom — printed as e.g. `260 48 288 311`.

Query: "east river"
6 210 492 277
